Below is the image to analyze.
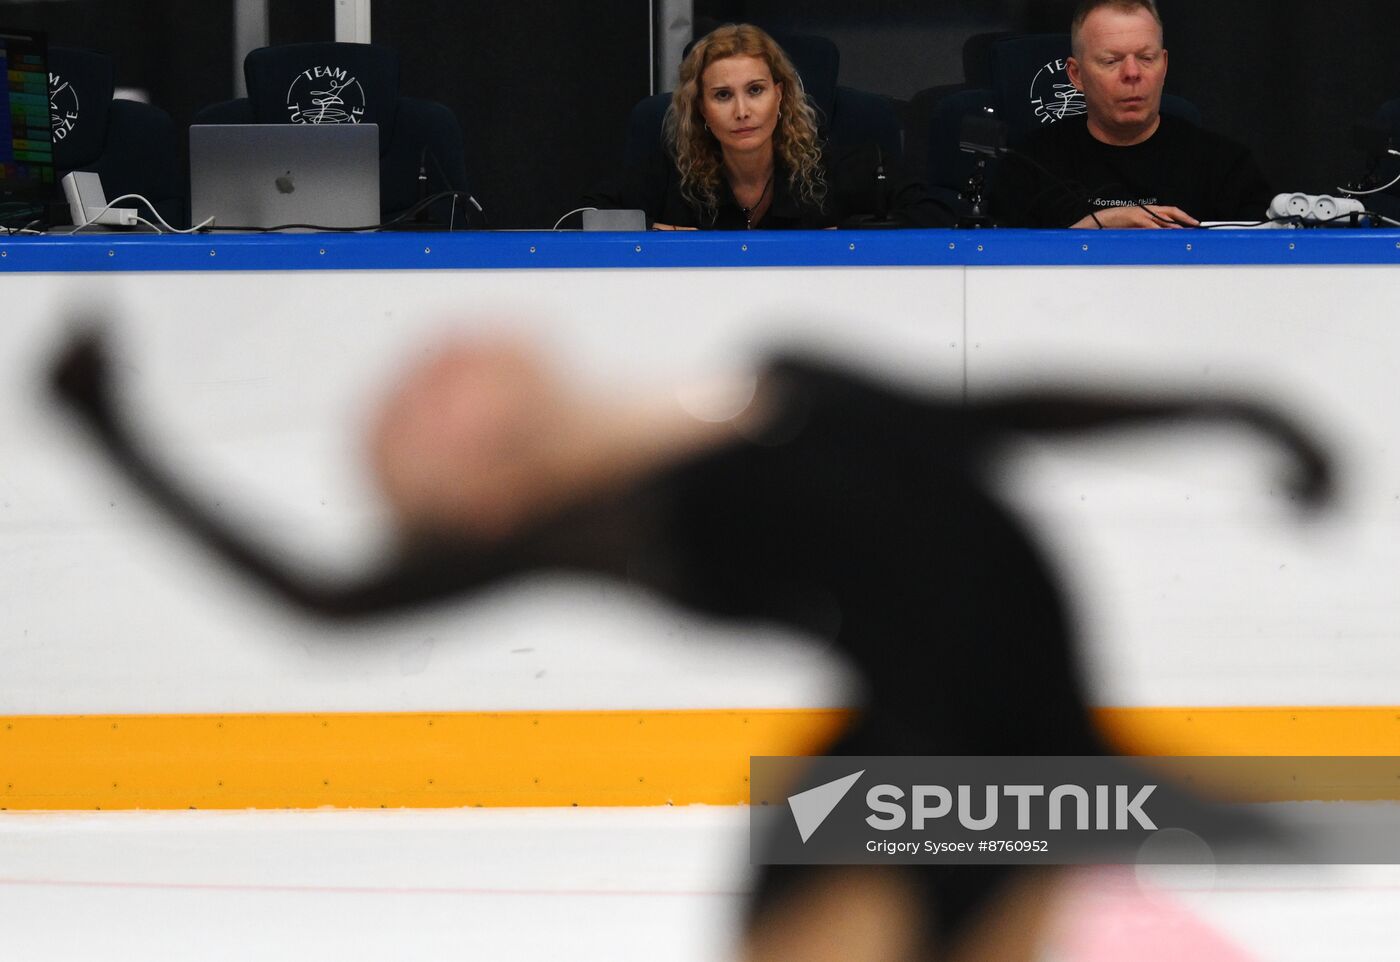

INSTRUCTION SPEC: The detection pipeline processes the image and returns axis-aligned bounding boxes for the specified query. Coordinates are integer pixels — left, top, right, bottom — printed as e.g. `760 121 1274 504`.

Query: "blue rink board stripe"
6 229 1400 272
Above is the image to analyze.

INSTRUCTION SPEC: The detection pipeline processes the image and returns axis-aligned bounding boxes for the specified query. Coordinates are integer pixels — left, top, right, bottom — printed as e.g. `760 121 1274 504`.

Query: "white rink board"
968 265 1400 706
1 262 1398 714
0 267 956 715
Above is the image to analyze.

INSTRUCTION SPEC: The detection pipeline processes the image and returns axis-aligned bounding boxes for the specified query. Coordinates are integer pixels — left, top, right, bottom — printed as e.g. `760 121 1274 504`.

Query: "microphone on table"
960 110 1105 228
874 145 889 219
408 146 434 226
406 147 488 230
956 108 1005 227
841 144 906 229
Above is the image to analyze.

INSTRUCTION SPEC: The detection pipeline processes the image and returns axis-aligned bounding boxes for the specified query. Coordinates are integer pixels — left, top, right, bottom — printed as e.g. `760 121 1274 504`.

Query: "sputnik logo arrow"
787 770 864 843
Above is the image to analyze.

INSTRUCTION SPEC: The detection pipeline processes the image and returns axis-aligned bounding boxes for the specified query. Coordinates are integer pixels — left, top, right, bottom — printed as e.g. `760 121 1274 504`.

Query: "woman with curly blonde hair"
664 24 825 226
586 24 949 230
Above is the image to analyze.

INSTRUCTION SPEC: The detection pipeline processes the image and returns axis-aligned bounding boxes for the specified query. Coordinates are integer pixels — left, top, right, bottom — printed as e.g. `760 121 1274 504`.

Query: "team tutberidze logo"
286 66 366 124
1028 58 1086 125
50 73 80 141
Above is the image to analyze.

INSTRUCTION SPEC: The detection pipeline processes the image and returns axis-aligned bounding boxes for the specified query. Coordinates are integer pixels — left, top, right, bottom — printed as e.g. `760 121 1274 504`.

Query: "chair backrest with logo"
243 42 402 147
47 46 184 226
989 33 1200 141
47 46 115 169
194 42 470 224
989 34 1084 143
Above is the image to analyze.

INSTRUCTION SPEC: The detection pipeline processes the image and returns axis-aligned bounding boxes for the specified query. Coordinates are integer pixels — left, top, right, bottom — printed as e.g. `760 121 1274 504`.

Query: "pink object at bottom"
1046 867 1257 962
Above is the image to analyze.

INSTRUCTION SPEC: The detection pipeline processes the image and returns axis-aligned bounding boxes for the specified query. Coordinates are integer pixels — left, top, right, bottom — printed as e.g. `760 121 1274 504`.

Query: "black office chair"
1375 99 1400 133
899 30 1015 205
194 42 472 225
767 30 840 128
922 87 997 216
829 86 904 163
47 46 184 227
907 34 1075 215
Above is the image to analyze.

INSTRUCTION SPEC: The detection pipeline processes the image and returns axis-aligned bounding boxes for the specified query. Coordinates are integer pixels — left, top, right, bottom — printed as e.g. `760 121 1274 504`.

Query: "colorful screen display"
1 27 54 204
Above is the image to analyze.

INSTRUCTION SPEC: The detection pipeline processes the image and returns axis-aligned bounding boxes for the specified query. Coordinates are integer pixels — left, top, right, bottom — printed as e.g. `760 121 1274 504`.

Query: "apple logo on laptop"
276 171 295 194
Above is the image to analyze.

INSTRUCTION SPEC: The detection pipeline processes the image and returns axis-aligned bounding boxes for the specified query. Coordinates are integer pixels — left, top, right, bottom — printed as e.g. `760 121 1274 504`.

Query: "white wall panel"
4 262 1396 714
968 265 1400 706
0 266 961 714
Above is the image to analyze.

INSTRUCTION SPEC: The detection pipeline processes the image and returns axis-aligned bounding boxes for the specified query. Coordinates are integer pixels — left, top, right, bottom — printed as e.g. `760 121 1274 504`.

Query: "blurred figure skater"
53 331 1329 961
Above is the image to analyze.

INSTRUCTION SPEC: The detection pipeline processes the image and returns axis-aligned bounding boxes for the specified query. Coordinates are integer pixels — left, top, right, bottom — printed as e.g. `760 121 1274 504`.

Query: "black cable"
2 203 45 231
426 149 485 229
413 147 485 230
1134 202 1183 227
205 190 479 233
996 146 1186 229
381 189 481 230
206 224 371 233
996 146 1103 227
998 147 1242 229
2 220 44 235
1336 209 1399 227
1130 203 1268 228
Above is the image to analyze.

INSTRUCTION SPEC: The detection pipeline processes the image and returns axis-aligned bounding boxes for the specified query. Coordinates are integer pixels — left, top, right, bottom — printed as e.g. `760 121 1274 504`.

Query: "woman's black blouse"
584 142 954 229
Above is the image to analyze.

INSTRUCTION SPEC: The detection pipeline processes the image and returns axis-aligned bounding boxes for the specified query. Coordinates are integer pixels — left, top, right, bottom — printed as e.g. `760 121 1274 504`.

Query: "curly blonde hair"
664 24 826 217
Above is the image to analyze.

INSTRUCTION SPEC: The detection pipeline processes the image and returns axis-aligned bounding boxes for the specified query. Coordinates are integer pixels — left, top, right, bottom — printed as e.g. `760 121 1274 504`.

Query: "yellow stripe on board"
1 709 850 811
2 707 1398 811
1096 706 1400 757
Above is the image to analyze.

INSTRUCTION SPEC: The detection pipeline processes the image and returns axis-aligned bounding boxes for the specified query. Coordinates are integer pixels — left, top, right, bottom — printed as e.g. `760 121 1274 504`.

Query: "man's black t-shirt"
989 114 1275 227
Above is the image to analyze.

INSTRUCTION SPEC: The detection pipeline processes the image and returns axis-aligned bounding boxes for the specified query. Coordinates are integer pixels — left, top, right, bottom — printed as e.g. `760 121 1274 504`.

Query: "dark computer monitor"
1 26 54 221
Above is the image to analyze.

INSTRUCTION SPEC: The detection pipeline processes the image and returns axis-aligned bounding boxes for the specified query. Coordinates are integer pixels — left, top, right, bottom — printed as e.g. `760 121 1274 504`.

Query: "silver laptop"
190 124 380 229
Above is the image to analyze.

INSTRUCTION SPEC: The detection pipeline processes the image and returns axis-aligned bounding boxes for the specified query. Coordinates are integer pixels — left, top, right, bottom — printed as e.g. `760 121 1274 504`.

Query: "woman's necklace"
739 172 775 229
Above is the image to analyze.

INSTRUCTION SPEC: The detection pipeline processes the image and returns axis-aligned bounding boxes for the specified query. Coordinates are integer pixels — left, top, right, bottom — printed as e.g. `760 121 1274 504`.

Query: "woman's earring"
704 122 710 131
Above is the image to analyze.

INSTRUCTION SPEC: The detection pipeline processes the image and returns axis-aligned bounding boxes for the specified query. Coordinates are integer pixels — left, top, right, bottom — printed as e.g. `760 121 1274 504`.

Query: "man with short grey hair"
991 0 1273 228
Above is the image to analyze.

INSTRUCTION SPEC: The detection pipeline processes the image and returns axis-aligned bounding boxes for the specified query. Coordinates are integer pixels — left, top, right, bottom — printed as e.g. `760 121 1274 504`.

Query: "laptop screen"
0 26 55 215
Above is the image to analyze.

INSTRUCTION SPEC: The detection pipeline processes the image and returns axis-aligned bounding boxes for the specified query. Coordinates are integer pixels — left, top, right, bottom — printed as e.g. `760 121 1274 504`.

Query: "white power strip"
1268 192 1365 223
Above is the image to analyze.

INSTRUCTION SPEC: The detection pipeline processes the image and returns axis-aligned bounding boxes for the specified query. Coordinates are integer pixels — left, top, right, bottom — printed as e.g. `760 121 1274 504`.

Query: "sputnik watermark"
755 756 1400 866
787 770 864 843
784 766 1155 854
865 782 1157 832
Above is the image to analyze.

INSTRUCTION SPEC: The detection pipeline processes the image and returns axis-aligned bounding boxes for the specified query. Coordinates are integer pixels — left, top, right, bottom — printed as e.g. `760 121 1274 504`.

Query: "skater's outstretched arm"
50 330 1333 621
